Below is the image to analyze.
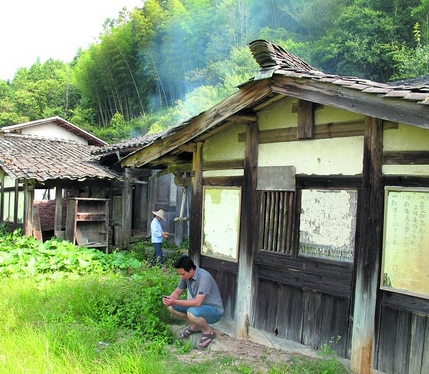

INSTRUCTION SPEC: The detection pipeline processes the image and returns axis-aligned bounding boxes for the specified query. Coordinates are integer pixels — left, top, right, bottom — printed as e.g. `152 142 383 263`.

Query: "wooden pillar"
235 122 259 339
54 187 64 238
122 168 132 248
24 179 35 237
189 142 203 266
350 117 383 373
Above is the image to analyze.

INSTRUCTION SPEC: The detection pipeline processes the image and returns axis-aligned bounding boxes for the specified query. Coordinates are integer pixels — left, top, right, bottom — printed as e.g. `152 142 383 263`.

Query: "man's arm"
163 290 206 307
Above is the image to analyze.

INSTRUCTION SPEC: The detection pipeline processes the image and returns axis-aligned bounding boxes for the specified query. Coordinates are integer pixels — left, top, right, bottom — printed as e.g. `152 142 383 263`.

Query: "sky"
0 0 144 81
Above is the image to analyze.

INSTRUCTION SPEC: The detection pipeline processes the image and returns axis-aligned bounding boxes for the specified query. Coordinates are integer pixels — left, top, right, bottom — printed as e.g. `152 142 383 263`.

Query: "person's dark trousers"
150 242 163 266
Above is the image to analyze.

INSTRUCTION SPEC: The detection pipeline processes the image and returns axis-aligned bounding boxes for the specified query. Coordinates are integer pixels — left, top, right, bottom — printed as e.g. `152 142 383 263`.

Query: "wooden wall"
254 251 353 358
376 292 429 374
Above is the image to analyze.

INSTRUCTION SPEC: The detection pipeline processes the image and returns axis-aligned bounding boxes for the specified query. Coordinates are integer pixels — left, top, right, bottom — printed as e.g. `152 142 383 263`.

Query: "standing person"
162 255 223 349
150 209 168 266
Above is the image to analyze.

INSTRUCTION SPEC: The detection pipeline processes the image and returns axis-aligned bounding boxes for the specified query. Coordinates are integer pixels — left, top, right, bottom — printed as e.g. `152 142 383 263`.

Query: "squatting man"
162 255 224 349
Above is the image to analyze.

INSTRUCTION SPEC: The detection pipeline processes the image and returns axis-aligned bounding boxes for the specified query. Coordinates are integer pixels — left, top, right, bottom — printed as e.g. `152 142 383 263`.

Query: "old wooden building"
0 117 119 247
121 40 429 373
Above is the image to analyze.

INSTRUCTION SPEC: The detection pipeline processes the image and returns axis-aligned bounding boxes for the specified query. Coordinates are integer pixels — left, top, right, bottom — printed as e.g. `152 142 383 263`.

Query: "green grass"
0 230 349 373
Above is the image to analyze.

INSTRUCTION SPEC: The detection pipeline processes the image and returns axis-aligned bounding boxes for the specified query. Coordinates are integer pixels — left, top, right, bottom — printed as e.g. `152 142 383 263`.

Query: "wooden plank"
422 318 429 374
302 290 323 348
203 159 244 171
408 314 427 374
257 264 352 298
255 250 353 276
277 285 304 342
202 176 243 186
350 117 384 374
383 151 429 165
254 279 280 333
381 291 429 315
297 99 314 139
189 142 203 264
236 122 259 339
393 310 411 373
122 79 272 168
272 75 429 130
32 205 42 241
24 180 35 237
54 187 63 236
376 306 396 373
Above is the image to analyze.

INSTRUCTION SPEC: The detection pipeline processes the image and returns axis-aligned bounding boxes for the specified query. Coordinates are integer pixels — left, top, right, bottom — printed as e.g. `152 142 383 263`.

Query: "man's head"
174 255 196 280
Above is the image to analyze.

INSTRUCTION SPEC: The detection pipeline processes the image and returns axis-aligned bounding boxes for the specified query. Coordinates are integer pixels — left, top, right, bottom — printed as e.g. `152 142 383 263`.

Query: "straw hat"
152 209 166 220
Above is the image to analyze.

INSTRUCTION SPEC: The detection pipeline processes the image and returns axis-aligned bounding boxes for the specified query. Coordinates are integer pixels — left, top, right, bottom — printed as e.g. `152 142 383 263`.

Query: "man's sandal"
198 331 216 349
179 327 201 339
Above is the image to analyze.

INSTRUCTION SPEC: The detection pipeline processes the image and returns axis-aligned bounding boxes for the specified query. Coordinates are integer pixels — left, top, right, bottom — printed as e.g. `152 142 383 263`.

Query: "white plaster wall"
203 124 246 162
258 97 297 130
258 97 365 131
259 136 363 175
21 123 87 144
383 124 429 176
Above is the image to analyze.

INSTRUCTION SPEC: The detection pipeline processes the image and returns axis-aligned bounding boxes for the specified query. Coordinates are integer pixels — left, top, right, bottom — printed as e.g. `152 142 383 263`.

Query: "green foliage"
2 0 428 138
0 230 141 280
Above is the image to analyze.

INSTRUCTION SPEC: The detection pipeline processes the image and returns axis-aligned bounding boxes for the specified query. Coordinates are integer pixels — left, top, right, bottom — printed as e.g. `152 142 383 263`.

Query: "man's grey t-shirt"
177 267 224 315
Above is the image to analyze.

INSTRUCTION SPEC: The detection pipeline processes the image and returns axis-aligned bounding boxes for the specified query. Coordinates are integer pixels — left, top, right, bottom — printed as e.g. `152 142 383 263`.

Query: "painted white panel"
202 187 241 261
384 123 429 151
203 124 246 162
203 170 244 178
21 122 87 144
383 165 429 175
259 136 363 175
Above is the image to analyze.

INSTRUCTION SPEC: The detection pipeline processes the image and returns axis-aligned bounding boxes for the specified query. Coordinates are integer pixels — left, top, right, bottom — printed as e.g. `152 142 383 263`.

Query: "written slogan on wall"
382 187 429 299
299 189 357 262
202 187 241 262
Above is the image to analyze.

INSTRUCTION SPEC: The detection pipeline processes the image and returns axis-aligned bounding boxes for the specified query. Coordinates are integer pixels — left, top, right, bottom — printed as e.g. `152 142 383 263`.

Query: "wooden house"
0 117 119 248
93 132 190 247
120 40 429 373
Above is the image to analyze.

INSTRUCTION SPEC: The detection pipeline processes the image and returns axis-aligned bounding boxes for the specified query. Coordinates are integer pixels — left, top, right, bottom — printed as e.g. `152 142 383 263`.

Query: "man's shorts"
172 304 222 324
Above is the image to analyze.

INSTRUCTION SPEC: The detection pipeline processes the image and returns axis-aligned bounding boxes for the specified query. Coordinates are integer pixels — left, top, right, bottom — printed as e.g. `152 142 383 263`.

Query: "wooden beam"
272 75 429 130
351 117 383 374
297 99 314 139
203 159 244 171
24 179 35 237
239 120 398 143
383 151 429 165
235 122 259 339
54 187 63 237
189 142 203 265
121 79 272 168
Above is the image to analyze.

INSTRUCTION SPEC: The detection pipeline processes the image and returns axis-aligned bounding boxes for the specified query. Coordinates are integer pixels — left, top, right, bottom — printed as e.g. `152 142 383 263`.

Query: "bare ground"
170 327 310 373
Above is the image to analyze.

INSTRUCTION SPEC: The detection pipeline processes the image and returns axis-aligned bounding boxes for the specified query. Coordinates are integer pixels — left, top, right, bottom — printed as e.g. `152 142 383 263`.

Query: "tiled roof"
92 129 171 156
0 134 119 181
249 39 429 106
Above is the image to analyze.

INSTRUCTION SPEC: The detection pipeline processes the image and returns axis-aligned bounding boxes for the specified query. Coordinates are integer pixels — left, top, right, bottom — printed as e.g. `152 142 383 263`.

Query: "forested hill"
1 0 429 144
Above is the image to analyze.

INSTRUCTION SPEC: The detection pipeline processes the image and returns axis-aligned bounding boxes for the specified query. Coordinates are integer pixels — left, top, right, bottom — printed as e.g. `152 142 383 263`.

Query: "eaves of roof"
0 134 119 182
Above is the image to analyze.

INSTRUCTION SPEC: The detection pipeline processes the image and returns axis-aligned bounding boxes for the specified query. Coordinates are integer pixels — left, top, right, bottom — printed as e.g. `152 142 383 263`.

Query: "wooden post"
24 179 35 237
54 187 63 238
189 142 203 265
236 122 259 339
350 117 383 373
122 168 132 248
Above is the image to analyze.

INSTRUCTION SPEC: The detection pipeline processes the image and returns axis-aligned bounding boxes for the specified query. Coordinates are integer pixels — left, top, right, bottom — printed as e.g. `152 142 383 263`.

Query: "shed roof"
0 134 119 182
120 39 429 170
2 116 108 147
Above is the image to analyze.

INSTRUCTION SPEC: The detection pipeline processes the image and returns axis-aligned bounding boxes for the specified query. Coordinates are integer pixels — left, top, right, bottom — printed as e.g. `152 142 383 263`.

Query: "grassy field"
0 230 350 373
